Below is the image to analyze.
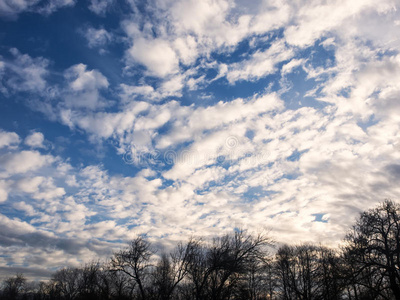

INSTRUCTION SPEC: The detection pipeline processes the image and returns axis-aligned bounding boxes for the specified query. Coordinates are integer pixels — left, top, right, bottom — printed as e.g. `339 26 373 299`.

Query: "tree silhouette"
274 244 345 300
1 273 26 300
343 200 400 300
186 230 271 300
151 239 198 300
111 236 155 300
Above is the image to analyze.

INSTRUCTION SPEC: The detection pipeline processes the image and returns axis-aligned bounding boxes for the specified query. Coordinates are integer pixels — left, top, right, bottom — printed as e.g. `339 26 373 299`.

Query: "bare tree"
76 261 101 300
151 239 198 300
186 230 271 300
1 273 26 300
318 246 344 300
275 244 344 300
111 236 155 300
234 255 274 300
51 267 82 300
343 200 400 300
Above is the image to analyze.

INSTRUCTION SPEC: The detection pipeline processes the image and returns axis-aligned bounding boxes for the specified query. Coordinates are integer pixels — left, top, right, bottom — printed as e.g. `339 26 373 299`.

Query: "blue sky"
1 0 400 279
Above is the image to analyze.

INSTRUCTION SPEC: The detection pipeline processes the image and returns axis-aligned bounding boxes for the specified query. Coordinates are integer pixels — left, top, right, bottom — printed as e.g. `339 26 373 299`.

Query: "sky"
0 0 400 280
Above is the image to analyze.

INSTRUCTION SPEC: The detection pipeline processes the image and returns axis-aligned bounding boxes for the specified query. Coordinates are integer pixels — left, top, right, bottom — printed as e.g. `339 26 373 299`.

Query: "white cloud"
63 64 109 109
173 36 198 65
15 2 399 251
88 0 113 15
283 0 380 47
0 130 20 149
17 177 66 201
25 132 45 148
66 64 108 92
159 74 185 96
0 0 74 19
225 40 294 83
4 48 49 94
122 0 291 82
0 151 54 174
119 83 158 102
13 201 36 216
62 196 95 223
0 213 37 235
37 0 75 15
84 27 112 48
17 176 45 194
166 0 289 48
127 37 179 77
60 100 150 138
0 180 10 203
157 92 284 149
0 0 41 19
281 58 305 76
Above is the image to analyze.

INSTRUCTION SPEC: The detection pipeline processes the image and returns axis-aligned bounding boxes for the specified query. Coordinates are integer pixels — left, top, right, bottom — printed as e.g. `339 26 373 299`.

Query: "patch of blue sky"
210 73 280 102
242 186 278 202
0 100 43 135
312 213 328 223
98 147 144 177
268 210 292 220
286 149 309 162
0 9 125 89
279 66 330 110
86 213 125 227
357 114 379 132
281 83 329 110
278 43 336 107
301 40 336 70
278 173 301 181
0 102 114 173
0 202 34 222
194 176 229 195
337 87 351 98
0 10 89 69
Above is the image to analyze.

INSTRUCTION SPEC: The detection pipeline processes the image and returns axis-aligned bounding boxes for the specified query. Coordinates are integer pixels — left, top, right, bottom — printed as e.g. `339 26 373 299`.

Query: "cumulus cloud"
63 64 109 109
119 84 158 102
157 92 284 149
25 132 45 148
120 0 291 89
13 201 37 216
127 37 179 77
0 150 53 174
166 0 289 48
0 180 10 203
17 176 45 194
0 130 20 149
84 27 112 49
2 48 49 94
66 64 108 92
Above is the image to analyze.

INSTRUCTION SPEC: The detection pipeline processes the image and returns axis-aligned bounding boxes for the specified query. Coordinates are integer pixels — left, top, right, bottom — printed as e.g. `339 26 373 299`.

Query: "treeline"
1 200 400 300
